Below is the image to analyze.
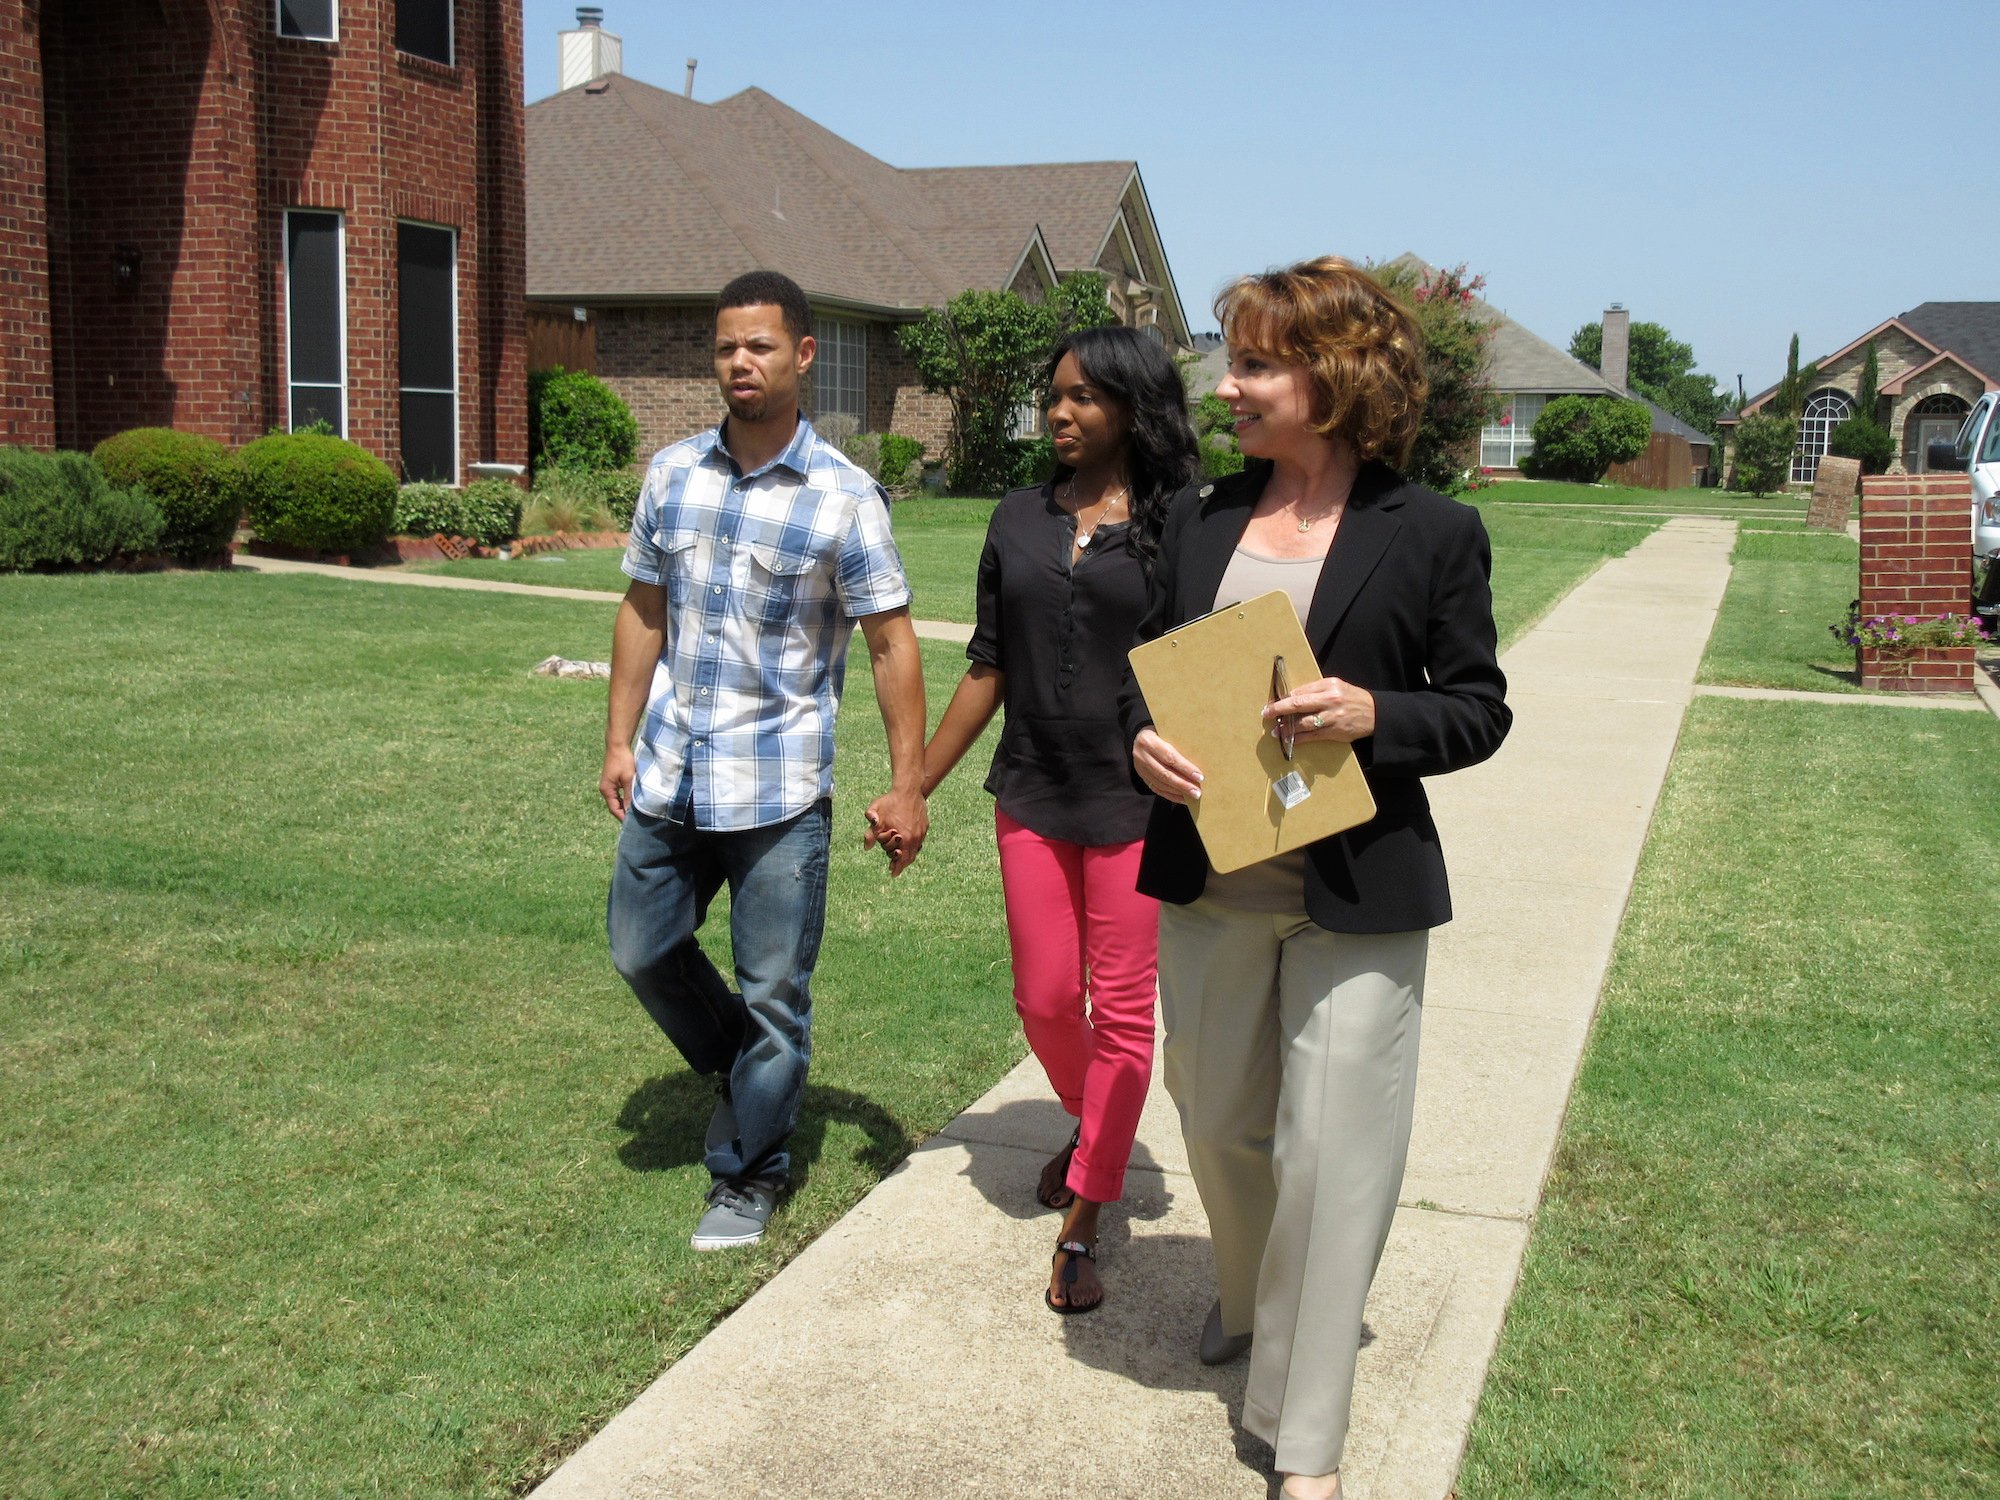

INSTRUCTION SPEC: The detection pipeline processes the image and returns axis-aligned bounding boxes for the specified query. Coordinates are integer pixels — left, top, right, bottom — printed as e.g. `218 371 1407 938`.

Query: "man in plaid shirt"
602 270 928 1251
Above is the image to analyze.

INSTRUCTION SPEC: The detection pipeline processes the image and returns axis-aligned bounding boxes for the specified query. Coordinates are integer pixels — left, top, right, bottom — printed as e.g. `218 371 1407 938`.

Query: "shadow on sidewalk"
612 1072 912 1193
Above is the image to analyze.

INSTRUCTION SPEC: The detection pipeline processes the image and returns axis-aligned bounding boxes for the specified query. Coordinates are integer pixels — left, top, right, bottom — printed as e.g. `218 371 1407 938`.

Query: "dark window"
396 0 452 65
285 211 344 436
277 0 337 42
398 223 457 483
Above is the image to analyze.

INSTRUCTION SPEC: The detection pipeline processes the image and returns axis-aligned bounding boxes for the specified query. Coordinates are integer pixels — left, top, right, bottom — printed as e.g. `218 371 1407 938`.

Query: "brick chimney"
1601 304 1630 392
559 6 622 91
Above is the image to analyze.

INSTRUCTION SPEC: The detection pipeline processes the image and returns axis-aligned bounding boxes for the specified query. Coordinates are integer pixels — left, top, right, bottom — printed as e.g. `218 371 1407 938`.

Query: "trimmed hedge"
0 448 163 570
1827 415 1896 475
393 480 523 548
589 470 643 531
529 367 638 475
91 427 242 564
240 433 397 555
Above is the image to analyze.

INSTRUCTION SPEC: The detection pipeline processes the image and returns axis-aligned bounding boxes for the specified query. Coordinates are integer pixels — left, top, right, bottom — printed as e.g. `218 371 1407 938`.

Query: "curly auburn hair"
1214 256 1428 467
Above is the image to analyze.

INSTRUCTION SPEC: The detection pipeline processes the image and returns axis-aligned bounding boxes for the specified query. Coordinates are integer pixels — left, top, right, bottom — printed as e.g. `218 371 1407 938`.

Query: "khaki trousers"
1158 899 1428 1476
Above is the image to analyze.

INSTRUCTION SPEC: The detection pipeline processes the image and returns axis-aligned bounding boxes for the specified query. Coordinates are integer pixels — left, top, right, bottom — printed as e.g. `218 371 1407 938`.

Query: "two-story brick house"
0 0 527 482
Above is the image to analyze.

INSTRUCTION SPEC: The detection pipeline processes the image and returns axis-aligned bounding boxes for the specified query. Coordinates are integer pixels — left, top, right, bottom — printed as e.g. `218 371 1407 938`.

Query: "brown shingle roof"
527 75 1149 315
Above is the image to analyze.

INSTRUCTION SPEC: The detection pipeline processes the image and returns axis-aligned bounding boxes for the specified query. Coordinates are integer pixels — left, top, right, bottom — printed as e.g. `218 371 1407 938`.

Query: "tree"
1732 413 1795 496
1524 395 1652 482
898 272 1115 495
1769 333 1820 424
1569 318 1727 440
1855 341 1880 421
1827 414 1896 474
1369 260 1501 494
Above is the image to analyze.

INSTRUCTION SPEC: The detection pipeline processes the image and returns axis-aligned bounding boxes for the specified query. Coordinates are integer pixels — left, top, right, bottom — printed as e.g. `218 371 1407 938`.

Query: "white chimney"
559 6 622 91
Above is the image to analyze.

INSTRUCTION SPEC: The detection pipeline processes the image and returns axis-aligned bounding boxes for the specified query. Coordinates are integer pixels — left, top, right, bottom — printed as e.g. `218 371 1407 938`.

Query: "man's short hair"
716 270 813 344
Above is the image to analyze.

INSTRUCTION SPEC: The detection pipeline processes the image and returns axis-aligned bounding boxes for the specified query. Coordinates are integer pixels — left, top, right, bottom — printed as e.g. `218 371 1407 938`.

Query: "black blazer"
1117 459 1511 933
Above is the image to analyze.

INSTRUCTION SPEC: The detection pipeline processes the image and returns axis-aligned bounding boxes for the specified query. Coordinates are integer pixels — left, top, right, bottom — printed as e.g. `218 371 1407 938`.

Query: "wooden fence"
527 304 597 373
1606 432 1700 491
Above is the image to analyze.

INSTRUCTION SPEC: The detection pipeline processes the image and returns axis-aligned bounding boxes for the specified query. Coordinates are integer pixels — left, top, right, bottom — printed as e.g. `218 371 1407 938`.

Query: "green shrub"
1013 433 1057 489
90 427 241 564
840 432 883 480
528 367 638 475
1732 413 1796 496
239 433 397 554
1192 392 1244 481
1201 441 1246 479
523 469 614 535
394 482 462 538
0 448 163 570
1527 395 1653 483
1827 415 1896 475
459 479 524 546
878 434 924 494
587 470 642 531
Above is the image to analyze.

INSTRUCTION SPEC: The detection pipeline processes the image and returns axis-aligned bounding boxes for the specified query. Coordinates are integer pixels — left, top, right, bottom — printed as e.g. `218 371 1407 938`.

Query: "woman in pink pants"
917 325 1198 1313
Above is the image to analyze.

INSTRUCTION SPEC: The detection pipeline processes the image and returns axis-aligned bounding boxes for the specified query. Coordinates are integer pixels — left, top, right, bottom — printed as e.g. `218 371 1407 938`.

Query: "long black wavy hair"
1045 325 1199 577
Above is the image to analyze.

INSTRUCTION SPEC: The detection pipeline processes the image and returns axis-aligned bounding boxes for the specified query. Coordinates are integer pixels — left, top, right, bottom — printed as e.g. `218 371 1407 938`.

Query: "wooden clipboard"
1129 590 1376 873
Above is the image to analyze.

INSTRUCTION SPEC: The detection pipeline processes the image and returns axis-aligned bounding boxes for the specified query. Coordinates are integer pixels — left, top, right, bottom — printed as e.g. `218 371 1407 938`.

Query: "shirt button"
713 585 722 594
700 687 710 696
721 535 732 544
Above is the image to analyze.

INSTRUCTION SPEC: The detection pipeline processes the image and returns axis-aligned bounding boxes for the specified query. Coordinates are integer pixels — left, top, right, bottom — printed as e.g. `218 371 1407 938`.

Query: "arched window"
1905 391 1970 472
1792 389 1853 485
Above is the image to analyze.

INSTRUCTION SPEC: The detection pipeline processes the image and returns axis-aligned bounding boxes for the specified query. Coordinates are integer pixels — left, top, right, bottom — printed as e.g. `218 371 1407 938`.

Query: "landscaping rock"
533 656 612 680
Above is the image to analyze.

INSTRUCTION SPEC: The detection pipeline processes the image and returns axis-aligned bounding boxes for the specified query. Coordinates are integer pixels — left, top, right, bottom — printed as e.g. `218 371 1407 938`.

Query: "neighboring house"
0 0 528 481
1720 304 2000 485
524 15 1190 461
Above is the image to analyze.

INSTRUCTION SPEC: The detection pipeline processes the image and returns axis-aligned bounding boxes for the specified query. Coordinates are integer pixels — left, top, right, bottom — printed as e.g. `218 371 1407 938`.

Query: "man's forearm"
863 613 927 793
607 593 665 751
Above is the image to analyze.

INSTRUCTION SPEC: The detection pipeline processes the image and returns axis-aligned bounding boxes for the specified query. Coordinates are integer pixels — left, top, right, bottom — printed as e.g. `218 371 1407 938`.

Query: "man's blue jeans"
607 800 830 1185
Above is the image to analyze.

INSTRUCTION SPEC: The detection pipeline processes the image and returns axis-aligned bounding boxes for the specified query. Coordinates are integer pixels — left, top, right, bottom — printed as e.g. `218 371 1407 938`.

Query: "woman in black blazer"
1119 258 1510 1500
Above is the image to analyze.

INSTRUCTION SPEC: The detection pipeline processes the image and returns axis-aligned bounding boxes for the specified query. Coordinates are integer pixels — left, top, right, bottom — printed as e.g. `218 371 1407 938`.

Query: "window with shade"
813 316 867 423
396 0 452 65
277 0 337 41
397 223 458 484
284 210 345 436
1480 393 1545 468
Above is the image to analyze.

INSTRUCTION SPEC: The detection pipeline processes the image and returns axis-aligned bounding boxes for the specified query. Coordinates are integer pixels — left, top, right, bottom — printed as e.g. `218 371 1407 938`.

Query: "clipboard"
1129 589 1376 873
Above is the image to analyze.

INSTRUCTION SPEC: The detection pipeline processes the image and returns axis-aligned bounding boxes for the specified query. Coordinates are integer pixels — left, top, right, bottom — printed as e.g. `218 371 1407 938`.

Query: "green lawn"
0 572 1017 1498
1699 529 1867 693
1484 478 1809 522
1458 699 1999 1496
415 492 1643 643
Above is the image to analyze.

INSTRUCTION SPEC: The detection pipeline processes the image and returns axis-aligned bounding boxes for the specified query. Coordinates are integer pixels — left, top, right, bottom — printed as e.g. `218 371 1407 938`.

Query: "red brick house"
0 0 527 483
524 24 1190 463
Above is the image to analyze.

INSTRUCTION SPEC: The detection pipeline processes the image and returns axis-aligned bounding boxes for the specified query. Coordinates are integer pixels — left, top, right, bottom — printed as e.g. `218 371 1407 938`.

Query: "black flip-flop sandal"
1045 1238 1100 1316
1035 1126 1081 1210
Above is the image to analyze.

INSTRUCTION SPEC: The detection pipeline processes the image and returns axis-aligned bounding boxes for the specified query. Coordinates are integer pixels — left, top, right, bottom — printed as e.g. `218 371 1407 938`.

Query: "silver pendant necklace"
1064 479 1129 549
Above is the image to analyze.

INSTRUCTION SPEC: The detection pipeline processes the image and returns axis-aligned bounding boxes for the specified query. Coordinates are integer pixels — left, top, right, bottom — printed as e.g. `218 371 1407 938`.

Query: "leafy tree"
1569 318 1727 440
1524 395 1652 482
1191 391 1244 478
899 272 1115 495
1370 260 1501 494
1732 413 1795 495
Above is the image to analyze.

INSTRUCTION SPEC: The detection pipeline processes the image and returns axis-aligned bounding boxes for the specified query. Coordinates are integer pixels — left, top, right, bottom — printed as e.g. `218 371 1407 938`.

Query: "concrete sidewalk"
226 552 977 643
532 518 1738 1500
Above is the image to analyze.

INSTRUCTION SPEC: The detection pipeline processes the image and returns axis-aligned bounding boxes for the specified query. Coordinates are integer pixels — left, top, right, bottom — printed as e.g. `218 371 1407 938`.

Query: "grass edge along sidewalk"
1456 697 2000 1498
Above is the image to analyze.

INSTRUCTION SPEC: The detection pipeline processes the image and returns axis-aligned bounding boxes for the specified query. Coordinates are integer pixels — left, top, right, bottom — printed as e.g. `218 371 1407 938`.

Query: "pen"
1271 655 1295 761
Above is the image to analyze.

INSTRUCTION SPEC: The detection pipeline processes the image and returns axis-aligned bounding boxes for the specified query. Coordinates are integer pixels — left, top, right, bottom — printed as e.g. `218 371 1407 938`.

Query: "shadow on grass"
1810 661 1860 686
613 1072 913 1191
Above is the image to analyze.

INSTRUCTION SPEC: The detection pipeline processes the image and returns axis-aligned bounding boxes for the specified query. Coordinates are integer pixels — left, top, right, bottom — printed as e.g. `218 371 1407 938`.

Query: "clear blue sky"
522 0 1997 398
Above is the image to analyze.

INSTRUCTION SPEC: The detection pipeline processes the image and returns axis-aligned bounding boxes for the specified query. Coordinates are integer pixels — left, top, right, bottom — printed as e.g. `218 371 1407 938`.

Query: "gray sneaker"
690 1178 779 1251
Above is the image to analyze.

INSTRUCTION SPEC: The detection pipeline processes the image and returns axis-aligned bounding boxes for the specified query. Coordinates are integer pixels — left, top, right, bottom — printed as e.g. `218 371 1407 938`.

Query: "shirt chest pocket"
744 535 826 623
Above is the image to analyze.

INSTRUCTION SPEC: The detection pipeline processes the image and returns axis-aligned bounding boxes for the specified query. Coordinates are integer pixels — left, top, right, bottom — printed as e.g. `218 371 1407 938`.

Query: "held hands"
1133 727 1204 806
1264 676 1376 744
862 789 929 877
599 745 637 821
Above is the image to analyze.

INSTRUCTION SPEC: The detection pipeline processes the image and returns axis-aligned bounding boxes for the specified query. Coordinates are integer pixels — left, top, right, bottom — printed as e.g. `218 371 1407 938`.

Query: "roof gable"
526 75 1170 324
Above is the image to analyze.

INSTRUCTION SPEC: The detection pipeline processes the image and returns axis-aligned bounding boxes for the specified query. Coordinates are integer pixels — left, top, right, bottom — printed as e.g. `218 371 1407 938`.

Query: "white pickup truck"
1929 395 2000 630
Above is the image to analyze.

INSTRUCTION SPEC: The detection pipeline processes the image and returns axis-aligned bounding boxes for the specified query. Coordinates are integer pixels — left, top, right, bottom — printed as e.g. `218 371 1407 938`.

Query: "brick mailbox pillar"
1857 472 1976 693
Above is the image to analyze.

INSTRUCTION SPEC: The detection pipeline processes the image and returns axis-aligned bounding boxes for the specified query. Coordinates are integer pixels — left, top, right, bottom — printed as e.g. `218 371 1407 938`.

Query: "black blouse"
966 483 1155 846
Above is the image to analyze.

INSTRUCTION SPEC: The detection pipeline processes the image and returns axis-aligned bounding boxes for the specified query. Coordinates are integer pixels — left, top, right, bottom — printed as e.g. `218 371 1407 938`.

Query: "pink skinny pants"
994 807 1160 1204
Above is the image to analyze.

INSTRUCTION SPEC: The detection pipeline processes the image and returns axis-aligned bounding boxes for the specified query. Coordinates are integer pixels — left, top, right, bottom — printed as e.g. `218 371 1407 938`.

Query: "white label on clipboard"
1272 771 1310 810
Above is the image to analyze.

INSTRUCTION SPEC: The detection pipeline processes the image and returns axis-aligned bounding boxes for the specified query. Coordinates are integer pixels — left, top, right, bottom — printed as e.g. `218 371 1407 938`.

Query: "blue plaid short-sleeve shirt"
621 416 910 830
